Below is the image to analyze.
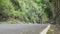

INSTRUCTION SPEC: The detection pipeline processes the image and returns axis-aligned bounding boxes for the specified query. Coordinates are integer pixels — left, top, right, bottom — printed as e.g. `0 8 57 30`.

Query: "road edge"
40 24 51 34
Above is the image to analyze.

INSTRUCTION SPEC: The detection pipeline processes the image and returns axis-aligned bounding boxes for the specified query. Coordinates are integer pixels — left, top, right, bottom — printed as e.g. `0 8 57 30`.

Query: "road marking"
40 24 51 34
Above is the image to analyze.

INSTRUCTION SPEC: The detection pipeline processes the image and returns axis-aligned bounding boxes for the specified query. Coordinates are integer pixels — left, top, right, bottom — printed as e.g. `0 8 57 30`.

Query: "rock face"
50 0 60 25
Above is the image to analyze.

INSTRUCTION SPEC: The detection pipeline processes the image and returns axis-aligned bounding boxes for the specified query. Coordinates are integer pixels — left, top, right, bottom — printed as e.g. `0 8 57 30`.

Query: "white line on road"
40 24 51 34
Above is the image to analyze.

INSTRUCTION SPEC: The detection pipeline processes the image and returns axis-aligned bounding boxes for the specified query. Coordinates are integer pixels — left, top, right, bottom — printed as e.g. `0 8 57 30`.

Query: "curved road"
0 24 48 34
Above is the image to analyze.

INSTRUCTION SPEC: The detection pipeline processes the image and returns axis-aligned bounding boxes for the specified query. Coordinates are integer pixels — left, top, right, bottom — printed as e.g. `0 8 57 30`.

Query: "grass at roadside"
47 29 55 34
0 21 17 24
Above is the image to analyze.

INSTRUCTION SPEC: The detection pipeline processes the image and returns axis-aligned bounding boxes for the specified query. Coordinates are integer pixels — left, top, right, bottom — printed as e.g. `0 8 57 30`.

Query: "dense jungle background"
0 0 60 24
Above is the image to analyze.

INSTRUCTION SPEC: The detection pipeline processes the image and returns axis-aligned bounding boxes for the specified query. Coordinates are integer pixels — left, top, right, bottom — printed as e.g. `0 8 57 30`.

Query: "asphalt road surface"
0 24 48 34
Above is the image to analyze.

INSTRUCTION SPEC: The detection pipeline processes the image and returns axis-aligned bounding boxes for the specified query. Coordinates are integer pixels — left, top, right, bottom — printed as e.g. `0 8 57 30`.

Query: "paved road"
0 24 48 34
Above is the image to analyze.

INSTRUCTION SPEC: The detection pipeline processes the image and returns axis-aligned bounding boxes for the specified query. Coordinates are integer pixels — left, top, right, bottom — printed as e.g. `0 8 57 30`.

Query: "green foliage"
0 0 15 17
0 0 52 24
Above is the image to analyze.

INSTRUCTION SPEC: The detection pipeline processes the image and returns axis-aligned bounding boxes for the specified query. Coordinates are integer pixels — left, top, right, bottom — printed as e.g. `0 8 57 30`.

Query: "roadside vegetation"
0 0 50 24
0 0 60 25
47 29 54 34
